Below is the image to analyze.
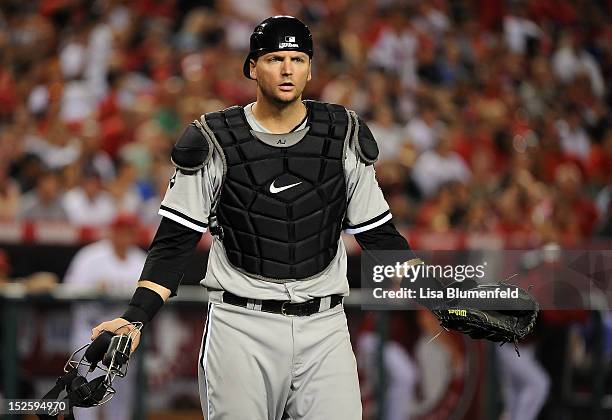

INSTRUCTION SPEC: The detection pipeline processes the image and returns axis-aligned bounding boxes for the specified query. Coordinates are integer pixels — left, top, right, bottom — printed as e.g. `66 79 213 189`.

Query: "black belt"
222 292 343 316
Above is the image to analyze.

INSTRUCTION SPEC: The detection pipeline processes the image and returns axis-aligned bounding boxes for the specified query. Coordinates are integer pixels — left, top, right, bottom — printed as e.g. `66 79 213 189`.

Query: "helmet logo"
279 35 299 48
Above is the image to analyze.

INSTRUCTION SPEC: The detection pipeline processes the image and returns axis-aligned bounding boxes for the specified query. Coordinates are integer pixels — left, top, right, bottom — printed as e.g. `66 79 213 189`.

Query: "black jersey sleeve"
139 217 203 297
354 220 413 252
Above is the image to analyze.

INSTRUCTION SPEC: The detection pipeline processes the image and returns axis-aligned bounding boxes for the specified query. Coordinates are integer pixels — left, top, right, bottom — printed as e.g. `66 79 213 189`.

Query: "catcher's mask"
37 323 141 419
243 15 313 79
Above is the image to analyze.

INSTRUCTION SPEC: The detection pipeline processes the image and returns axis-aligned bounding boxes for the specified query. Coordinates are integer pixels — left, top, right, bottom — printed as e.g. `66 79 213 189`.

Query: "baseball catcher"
80 14 540 419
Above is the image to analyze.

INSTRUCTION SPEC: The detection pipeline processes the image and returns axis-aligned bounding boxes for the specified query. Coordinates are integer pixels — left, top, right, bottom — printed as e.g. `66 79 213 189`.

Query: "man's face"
250 51 311 105
37 174 60 201
110 225 138 253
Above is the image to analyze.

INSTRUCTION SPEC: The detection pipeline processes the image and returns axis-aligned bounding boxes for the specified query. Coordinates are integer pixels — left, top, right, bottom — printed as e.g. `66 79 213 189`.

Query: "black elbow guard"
356 117 379 165
170 122 213 171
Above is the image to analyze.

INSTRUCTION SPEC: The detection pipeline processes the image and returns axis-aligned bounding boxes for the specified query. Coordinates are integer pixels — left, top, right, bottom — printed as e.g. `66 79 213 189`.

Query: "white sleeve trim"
344 212 392 235
159 209 208 233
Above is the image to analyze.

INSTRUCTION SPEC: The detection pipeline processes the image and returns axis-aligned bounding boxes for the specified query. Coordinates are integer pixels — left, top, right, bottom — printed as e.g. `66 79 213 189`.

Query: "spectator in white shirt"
368 9 419 89
556 104 591 162
20 169 68 221
368 104 407 163
107 160 143 214
62 165 116 226
24 121 81 170
78 120 116 182
404 101 444 153
552 32 605 98
63 213 146 420
412 131 471 197
503 5 541 55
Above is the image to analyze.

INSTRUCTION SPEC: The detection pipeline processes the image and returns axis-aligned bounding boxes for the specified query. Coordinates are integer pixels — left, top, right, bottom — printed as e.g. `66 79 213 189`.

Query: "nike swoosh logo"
269 180 302 194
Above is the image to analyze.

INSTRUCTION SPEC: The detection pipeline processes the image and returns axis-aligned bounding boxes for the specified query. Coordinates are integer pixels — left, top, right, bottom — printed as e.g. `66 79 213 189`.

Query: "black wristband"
122 287 165 325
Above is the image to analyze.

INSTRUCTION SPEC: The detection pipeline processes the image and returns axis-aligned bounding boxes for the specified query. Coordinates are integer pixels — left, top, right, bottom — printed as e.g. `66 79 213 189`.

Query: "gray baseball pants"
198 300 362 419
496 343 550 420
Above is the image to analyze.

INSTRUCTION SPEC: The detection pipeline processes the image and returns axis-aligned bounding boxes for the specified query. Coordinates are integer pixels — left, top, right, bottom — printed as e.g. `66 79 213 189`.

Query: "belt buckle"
281 301 295 317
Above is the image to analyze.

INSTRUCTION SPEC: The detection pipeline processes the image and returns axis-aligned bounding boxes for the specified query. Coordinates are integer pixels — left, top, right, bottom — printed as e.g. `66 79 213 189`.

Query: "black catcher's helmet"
243 15 313 79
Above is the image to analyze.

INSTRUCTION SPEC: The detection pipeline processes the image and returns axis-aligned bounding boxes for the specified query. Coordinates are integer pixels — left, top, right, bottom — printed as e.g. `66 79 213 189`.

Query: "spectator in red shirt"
587 128 612 187
553 162 599 238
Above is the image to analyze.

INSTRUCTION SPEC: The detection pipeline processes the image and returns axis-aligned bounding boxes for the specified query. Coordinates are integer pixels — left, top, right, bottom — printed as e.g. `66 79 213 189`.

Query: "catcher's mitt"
431 283 539 356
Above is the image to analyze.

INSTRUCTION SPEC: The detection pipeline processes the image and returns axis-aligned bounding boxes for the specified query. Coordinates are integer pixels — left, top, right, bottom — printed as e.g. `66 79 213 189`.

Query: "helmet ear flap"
243 53 256 80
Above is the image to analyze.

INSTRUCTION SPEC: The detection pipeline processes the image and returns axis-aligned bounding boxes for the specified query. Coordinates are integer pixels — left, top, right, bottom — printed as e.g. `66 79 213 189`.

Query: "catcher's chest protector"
204 101 349 280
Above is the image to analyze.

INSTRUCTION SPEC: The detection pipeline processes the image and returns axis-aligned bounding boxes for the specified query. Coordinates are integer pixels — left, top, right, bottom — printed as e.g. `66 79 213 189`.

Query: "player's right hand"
91 318 141 353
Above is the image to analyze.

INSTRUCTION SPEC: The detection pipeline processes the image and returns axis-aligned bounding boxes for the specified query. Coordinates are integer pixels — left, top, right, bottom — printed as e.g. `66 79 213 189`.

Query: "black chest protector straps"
202 100 352 280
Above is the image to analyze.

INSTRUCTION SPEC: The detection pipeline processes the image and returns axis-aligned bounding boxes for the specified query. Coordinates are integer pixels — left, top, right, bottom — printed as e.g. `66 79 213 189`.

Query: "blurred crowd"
0 0 610 245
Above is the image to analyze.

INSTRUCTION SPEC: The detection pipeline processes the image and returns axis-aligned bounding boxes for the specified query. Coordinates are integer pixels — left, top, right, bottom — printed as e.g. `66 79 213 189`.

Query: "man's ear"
307 59 312 82
249 58 257 80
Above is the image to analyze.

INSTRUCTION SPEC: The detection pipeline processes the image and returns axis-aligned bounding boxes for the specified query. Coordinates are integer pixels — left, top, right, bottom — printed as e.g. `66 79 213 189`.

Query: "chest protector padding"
205 101 348 280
